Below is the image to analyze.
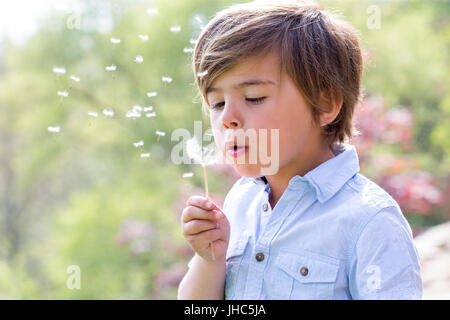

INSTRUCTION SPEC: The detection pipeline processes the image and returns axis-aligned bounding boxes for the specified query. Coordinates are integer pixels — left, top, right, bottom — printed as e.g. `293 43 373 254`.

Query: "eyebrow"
206 79 278 94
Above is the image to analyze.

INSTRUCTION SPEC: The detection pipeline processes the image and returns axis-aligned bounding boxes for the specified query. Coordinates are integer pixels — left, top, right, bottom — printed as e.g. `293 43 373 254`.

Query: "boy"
178 0 422 299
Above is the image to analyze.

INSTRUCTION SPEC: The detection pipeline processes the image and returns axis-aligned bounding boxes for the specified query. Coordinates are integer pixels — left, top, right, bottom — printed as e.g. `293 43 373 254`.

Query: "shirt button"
255 253 265 262
262 203 269 212
300 267 309 276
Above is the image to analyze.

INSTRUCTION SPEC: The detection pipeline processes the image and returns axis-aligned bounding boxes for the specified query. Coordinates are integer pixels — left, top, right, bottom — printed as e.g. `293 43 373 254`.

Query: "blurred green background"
0 0 448 299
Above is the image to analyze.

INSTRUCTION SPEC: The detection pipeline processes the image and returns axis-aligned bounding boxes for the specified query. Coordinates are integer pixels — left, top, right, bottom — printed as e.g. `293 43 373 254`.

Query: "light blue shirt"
222 143 422 299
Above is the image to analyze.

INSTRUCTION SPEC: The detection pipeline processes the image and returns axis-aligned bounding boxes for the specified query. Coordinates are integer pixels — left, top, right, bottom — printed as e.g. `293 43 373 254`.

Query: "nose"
221 100 243 129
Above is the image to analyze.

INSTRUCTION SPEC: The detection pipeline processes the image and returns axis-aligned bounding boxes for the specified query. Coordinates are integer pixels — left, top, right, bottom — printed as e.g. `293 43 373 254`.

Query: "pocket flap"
276 250 339 283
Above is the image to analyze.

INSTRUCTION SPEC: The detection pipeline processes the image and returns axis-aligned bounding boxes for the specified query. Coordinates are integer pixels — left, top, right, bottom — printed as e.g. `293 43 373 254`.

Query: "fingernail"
215 210 223 219
205 201 213 209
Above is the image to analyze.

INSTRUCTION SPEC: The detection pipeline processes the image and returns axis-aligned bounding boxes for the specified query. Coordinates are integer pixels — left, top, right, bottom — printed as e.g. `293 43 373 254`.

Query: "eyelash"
210 97 267 110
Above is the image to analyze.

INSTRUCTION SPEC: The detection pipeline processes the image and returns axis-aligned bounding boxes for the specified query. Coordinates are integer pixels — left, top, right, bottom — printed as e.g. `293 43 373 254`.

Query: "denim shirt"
221 143 422 300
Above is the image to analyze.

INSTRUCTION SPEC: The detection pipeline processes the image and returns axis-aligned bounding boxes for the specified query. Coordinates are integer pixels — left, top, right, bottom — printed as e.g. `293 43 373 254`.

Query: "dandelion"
147 8 158 16
102 108 114 117
170 25 181 33
70 75 80 82
146 92 157 98
197 70 208 78
110 37 121 44
48 126 60 133
183 172 194 178
57 90 69 97
134 55 144 64
186 137 222 260
146 112 156 118
106 64 117 71
162 76 172 83
52 67 66 75
143 106 153 112
88 111 99 117
138 34 149 41
140 153 151 158
183 47 194 53
133 140 144 147
155 131 166 137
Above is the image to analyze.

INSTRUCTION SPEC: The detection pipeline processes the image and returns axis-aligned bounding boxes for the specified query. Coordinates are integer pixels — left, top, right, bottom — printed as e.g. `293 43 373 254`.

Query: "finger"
183 219 218 236
181 205 218 223
186 228 223 246
186 195 214 211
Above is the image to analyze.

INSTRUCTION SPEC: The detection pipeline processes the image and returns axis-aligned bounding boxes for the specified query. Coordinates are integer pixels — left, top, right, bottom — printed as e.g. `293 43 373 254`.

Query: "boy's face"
206 50 327 178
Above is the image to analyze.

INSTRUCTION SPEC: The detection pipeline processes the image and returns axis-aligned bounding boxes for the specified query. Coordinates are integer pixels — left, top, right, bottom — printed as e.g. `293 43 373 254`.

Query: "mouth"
225 142 248 158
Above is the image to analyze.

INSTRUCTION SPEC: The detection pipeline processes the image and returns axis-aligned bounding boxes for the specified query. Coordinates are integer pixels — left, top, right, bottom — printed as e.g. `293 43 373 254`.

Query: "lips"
224 141 248 152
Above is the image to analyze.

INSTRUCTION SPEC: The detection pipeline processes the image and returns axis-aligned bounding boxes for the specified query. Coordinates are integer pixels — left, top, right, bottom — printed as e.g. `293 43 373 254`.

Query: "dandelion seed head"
186 137 221 166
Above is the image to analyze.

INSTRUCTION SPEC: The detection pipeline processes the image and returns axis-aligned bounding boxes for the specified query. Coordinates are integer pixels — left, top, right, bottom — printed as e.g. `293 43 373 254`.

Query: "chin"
231 164 266 178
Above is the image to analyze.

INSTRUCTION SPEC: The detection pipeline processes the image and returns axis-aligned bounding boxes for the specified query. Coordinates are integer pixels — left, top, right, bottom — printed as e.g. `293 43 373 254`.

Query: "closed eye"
210 97 267 110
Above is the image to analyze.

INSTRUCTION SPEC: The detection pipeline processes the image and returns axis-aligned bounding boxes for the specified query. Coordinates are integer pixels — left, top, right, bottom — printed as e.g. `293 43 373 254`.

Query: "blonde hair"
193 0 364 147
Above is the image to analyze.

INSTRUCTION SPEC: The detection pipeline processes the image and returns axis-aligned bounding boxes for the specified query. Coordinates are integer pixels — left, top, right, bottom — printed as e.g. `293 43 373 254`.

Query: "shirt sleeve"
348 206 423 299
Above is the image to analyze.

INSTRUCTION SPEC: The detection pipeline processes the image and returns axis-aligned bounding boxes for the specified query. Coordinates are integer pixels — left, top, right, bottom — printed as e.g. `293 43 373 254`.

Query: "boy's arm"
177 254 226 300
348 206 423 299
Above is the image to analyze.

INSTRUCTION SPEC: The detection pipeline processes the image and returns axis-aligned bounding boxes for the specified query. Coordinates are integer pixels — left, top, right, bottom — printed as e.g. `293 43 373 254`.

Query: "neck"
266 143 335 209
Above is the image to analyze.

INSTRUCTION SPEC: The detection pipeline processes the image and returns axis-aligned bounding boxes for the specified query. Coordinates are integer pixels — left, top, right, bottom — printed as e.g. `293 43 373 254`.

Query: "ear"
318 90 343 127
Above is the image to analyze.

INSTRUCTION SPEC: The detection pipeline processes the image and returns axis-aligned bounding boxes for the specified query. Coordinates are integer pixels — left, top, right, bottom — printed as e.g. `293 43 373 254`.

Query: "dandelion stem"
202 165 215 261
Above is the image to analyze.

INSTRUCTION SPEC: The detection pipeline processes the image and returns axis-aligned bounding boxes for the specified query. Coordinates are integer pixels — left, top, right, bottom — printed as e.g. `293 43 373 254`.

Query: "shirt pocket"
225 232 250 300
274 249 340 300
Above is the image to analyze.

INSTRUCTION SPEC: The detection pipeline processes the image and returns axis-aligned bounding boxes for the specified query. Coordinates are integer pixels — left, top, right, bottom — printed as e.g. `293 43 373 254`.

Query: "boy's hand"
181 195 230 262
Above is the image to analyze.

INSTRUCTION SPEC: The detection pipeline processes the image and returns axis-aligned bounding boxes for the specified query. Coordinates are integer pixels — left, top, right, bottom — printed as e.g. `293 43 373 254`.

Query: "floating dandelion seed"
197 70 208 78
140 153 151 158
170 25 181 33
126 110 141 118
48 126 60 133
133 140 144 147
147 92 157 98
102 108 114 117
70 75 80 82
189 39 197 45
162 76 172 83
138 34 149 41
57 90 69 97
155 131 166 137
143 106 153 112
110 37 121 44
106 64 117 71
186 137 222 261
134 55 144 64
132 105 143 112
183 47 194 53
183 172 194 178
147 8 158 16
146 112 156 118
88 111 99 117
52 67 66 75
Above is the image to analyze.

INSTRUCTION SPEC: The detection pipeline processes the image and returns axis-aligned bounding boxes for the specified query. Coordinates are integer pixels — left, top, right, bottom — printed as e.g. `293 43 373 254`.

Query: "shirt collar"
251 143 360 203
